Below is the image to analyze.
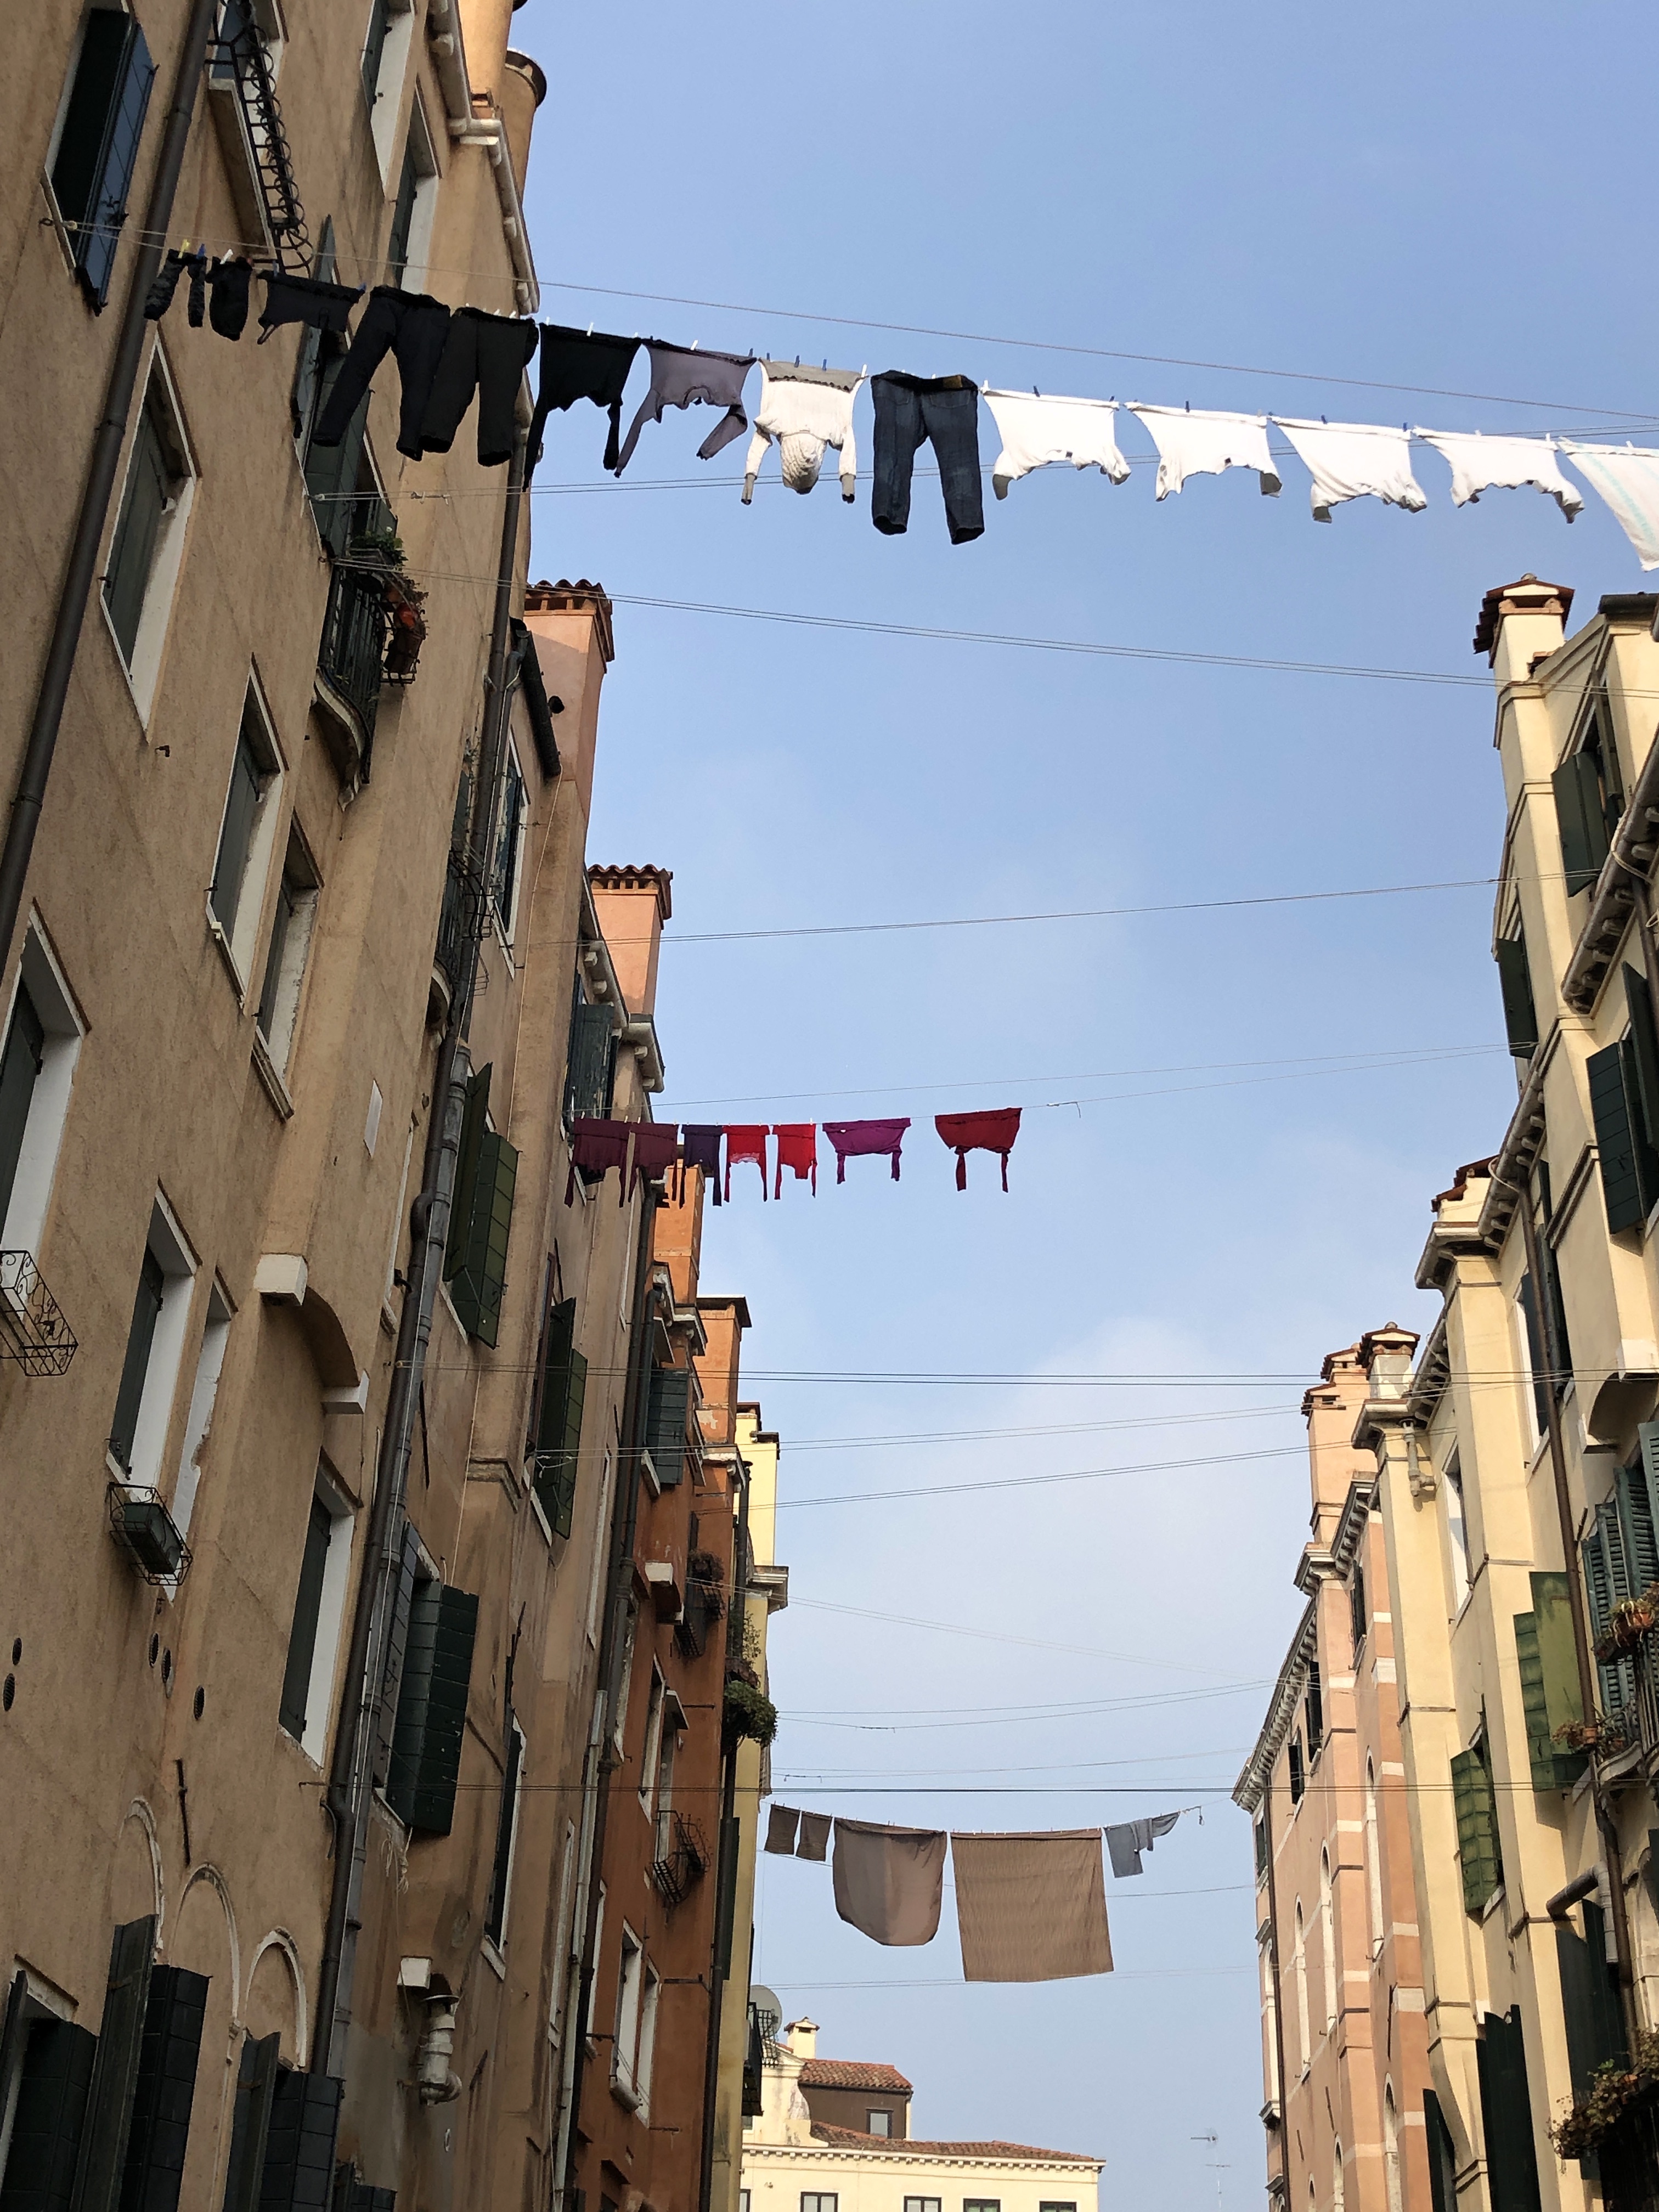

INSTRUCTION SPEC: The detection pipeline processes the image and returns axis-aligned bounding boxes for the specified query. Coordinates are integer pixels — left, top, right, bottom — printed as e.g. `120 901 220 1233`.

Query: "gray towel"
832 1818 947 1946
951 1829 1113 1982
797 1812 832 1862
764 1804 799 1856
1105 1812 1182 1878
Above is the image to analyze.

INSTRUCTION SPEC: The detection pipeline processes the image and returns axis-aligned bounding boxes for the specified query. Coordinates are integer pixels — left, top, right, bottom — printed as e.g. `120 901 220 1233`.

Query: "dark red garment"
679 1125 723 1205
823 1117 910 1184
935 1108 1022 1192
773 1123 818 1197
565 1117 632 1205
630 1123 680 1197
724 1125 769 1200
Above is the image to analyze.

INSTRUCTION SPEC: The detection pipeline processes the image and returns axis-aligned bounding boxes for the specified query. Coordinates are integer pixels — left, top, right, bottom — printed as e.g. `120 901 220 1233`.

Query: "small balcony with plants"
312 512 427 798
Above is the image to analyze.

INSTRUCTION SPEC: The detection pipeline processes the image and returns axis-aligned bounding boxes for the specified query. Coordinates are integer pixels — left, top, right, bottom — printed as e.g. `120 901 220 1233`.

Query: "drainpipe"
698 1464 752 2212
1259 1769 1291 2171
1514 1178 1640 2044
313 428 528 2075
0 0 220 978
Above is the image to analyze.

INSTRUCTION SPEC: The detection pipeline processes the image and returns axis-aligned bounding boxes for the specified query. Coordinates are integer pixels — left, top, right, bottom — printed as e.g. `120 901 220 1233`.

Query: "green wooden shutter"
483 1723 523 1945
1624 966 1659 1165
1588 1042 1649 1232
1554 752 1610 895
4 2020 99 2212
1288 1733 1304 1802
259 2072 341 2212
1476 2007 1544 2212
1556 1900 1627 2119
0 980 45 1237
386 1585 478 1836
1496 936 1539 1055
372 1522 421 1792
646 1368 691 1490
1584 1510 1639 1716
70 1918 155 2212
59 17 156 311
279 1499 332 1742
117 1967 207 2212
1515 1573 1586 1791
531 1299 586 1539
446 1131 516 1346
443 1068 490 1282
551 1348 587 1538
562 1000 615 1124
1617 1463 1659 1594
1305 1661 1324 1754
218 2033 279 2212
1423 2093 1458 2212
1451 1749 1503 1917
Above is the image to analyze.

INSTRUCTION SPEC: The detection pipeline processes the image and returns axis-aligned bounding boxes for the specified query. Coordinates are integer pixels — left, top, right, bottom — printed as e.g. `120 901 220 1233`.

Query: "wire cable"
775 1442 1304 1511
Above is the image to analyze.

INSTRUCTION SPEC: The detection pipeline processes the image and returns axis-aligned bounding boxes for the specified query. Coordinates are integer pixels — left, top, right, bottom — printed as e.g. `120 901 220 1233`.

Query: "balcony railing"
648 1810 709 1910
315 563 391 784
0 1251 76 1375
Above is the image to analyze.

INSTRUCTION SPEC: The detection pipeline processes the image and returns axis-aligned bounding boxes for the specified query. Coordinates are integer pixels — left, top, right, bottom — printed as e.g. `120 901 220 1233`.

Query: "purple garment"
679 1124 723 1206
613 341 755 475
823 1118 911 1184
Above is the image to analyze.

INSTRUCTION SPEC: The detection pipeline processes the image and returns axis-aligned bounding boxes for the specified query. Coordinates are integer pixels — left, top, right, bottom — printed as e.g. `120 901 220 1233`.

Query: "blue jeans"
870 373 984 543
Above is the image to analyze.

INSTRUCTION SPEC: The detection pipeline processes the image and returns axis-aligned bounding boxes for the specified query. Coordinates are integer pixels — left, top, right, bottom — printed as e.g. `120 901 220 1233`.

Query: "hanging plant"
724 1679 777 1747
1551 2033 1659 2158
347 527 406 570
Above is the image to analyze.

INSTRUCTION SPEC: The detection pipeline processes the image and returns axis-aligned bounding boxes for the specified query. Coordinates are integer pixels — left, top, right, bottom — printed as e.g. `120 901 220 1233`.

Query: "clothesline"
566 1111 1023 1203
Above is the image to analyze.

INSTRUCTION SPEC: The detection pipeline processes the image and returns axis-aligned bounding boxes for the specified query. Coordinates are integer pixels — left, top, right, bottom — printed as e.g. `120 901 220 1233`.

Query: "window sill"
37 175 80 281
206 904 249 1002
480 1936 506 1980
251 1030 295 1121
98 590 156 731
527 1485 554 1551
610 2070 642 2114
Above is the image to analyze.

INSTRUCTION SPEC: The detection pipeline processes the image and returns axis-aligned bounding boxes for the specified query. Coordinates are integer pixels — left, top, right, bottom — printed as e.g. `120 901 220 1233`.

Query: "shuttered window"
1496 935 1539 1056
0 2016 98 2212
443 1066 517 1347
562 993 614 1126
301 363 371 559
1514 1572 1586 1790
109 1249 165 1474
218 2032 279 2212
646 1367 692 1491
484 1719 525 1946
50 11 156 310
360 0 392 107
1588 1040 1659 1233
210 718 268 936
74 1919 155 2212
1305 1662 1323 1757
1423 2093 1458 2212
385 1581 478 1836
1288 1731 1304 1804
1553 751 1611 896
529 1296 586 1538
102 394 173 667
1556 1898 1627 2112
1617 1458 1659 1595
117 1966 208 2212
1476 2007 1543 2212
259 2070 341 2212
0 983 46 1240
1583 1500 1640 1717
1624 966 1659 1170
372 1522 422 1792
279 1498 332 1742
1451 1743 1503 1916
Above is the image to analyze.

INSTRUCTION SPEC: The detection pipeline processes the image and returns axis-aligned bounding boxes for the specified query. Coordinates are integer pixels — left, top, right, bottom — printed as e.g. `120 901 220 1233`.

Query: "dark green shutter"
1496 937 1539 1056
360 0 392 106
109 1250 165 1474
1476 2007 1543 2212
1288 1733 1304 1802
302 361 369 559
69 1919 155 2212
3 2019 99 2212
0 981 46 1238
1624 966 1659 1166
1554 753 1610 895
116 1967 207 2212
1423 2093 1458 2212
1305 1662 1323 1754
259 2072 341 2212
386 1585 477 1836
1515 1573 1585 1790
1617 1463 1659 1594
1588 1041 1654 1233
1556 1900 1627 2119
531 1300 586 1539
53 15 156 311
483 1724 523 1945
279 1499 332 1742
714 1818 741 1978
562 1000 614 1124
1451 1748 1503 1916
646 1368 691 1490
446 1131 516 1346
218 2034 279 2212
443 1068 490 1280
372 1522 421 1791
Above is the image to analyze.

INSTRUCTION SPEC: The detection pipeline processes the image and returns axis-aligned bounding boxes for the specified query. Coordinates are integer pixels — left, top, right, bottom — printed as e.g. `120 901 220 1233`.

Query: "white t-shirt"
1416 429 1582 519
982 389 1130 498
1272 418 1426 523
1127 403 1281 500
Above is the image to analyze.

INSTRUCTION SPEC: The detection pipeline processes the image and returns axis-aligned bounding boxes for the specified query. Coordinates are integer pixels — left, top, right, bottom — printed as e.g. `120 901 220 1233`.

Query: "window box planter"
108 1483 191 1585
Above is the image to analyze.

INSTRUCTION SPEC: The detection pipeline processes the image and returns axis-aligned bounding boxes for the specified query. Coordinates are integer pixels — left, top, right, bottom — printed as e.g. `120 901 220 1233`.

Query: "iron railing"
436 849 488 996
318 565 390 761
0 1251 76 1375
648 1810 709 1909
207 21 309 270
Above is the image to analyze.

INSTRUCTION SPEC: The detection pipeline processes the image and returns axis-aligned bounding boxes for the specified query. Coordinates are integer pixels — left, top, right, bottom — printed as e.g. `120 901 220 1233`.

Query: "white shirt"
742 362 862 502
1127 404 1280 500
1272 418 1426 523
1558 443 1659 568
981 389 1130 499
1416 429 1582 519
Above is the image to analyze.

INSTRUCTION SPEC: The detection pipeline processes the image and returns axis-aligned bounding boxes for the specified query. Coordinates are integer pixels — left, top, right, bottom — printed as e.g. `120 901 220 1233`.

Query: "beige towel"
950 1829 1114 1982
764 1804 799 1856
832 1818 947 1946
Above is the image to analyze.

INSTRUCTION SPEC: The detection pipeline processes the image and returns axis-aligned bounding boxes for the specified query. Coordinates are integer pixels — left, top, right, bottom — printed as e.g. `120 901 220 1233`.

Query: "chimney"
1358 1323 1419 1401
588 866 672 1020
1471 574 1575 684
498 49 545 197
786 2018 819 2059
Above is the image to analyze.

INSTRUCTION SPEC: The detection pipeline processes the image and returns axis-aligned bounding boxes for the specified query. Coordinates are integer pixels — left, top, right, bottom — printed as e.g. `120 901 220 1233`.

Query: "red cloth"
773 1122 817 1197
630 1122 680 1197
935 1108 1022 1192
566 1117 632 1204
823 1117 910 1183
724 1124 769 1201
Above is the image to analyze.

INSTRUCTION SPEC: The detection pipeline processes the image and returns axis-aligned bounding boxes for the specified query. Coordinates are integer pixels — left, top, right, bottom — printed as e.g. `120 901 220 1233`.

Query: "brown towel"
797 1812 832 1861
832 1818 947 1946
764 1804 799 1856
950 1829 1114 1982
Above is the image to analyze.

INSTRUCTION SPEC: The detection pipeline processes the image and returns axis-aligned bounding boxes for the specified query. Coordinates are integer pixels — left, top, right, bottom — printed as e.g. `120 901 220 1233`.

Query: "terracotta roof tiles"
800 2061 912 2092
811 2125 1096 2163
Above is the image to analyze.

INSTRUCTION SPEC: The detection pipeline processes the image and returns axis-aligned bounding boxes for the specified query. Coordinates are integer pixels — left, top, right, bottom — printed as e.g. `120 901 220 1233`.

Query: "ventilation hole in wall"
2 1676 13 1711
10 1638 19 1666
160 1649 173 1692
148 1634 159 1667
193 1686 205 1719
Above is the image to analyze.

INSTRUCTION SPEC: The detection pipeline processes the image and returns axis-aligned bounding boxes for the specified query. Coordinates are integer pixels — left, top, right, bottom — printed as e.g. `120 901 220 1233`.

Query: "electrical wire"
774 1442 1305 1511
782 1402 1301 1452
783 1685 1271 1728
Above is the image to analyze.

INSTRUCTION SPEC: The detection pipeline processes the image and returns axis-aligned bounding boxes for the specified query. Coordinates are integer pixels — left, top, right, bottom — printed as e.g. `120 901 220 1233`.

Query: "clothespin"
690 338 698 350
1033 385 1040 398
1321 414 1327 424
586 320 594 336
1184 399 1190 411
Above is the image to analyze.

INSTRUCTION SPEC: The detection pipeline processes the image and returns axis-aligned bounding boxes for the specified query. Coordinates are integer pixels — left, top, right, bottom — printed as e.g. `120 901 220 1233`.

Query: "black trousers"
313 286 452 460
420 308 539 467
870 372 984 543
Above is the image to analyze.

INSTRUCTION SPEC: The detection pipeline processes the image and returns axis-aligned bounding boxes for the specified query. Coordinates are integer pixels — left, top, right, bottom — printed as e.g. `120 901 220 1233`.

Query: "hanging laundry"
206 256 252 341
765 1804 800 1856
773 1123 818 1196
629 1122 681 1197
614 341 756 476
144 246 205 324
934 1109 1021 1192
564 1117 633 1205
951 1830 1113 1982
1556 442 1659 567
526 324 641 481
797 1811 832 1862
679 1125 724 1206
314 286 452 461
1415 429 1582 520
1127 403 1281 500
823 1118 910 1184
724 1125 769 1201
1104 1810 1183 1878
742 362 864 504
419 308 539 467
1271 417 1426 523
832 1818 947 1946
981 389 1130 500
257 270 363 344
870 373 984 543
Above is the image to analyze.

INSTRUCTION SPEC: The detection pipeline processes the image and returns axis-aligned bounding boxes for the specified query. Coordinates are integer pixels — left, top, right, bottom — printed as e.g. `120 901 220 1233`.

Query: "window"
1288 1729 1304 1804
1319 1848 1338 2029
866 2110 891 2137
1364 1759 1384 1955
1496 928 1538 1058
47 4 156 308
651 1711 680 1863
1253 1812 1268 1880
1039 2204 1077 2212
1451 1732 1504 1917
1305 1661 1323 1758
1331 2142 1345 2212
443 1064 518 1346
529 1290 587 1537
360 0 392 106
362 0 416 179
492 743 527 945
484 1716 525 1946
255 830 319 1073
962 2200 999 2211
1260 1937 1281 2104
1384 2086 1403 2212
639 1667 666 1815
108 1195 196 1486
278 1464 354 1759
170 1284 230 1541
210 685 284 986
612 1606 637 1756
1293 1903 1309 2071
0 930 83 1263
584 1886 605 2042
612 1927 644 2104
384 1567 479 1835
1443 1455 1471 1610
1587 966 1659 1234
1350 1561 1368 1654
904 2200 940 2212
802 2198 839 2212
384 105 437 291
1553 710 1622 896
563 977 616 1125
103 360 195 708
548 1819 577 2039
646 1365 692 1489
634 1965 661 2117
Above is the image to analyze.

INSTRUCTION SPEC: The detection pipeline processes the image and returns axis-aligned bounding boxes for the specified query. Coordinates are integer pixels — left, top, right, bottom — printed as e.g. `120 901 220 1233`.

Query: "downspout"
560 1193 660 2188
0 0 220 975
1514 1180 1641 2044
313 428 528 2075
699 1465 752 2212
1259 1773 1291 2180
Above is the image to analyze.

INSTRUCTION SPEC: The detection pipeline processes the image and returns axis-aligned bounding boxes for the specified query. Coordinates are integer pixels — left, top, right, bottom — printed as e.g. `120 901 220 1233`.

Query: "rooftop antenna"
1192 2134 1229 2212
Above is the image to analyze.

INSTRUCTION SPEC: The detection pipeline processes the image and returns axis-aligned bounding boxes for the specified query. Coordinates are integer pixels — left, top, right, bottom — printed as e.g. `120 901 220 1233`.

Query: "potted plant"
1551 2032 1659 2159
723 1679 777 1748
346 526 406 570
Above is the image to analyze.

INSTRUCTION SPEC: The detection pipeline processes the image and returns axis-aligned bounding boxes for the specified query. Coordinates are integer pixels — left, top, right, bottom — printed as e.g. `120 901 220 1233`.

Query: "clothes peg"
586 320 594 336
794 355 800 366
1321 414 1327 424
1033 385 1040 398
1184 399 1190 411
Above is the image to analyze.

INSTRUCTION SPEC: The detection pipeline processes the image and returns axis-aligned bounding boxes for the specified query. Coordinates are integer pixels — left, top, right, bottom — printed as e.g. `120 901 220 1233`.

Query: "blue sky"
512 3 1658 2199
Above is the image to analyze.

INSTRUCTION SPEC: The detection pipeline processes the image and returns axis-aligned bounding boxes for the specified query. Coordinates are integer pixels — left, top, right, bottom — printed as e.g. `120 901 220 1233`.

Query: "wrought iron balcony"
648 1810 709 1909
315 563 391 790
108 1483 191 1585
0 1251 76 1375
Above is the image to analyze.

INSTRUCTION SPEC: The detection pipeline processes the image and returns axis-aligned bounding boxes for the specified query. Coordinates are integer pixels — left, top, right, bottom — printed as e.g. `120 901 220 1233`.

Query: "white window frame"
107 1190 198 1494
364 0 416 183
101 343 197 723
171 1280 232 1542
612 1926 643 2105
584 1883 605 2046
639 1664 665 1815
548 1817 577 2047
208 674 286 995
1444 1454 1471 1613
492 735 528 952
297 1460 356 1765
0 916 86 1262
634 1962 661 2120
254 821 319 1075
394 91 440 294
